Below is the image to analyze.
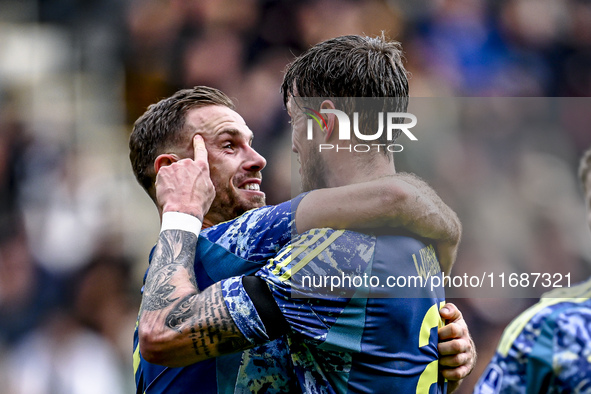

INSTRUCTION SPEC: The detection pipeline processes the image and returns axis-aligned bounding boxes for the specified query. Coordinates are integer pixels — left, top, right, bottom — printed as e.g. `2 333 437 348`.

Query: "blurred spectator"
0 215 63 346
1 310 128 394
72 249 139 361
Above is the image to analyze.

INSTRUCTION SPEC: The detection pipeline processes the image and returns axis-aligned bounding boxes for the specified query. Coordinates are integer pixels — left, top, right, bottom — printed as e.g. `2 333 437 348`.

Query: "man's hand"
155 134 215 220
438 303 476 393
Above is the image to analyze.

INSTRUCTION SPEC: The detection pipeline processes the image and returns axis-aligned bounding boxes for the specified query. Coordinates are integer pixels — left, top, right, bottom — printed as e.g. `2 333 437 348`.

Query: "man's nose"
244 145 267 171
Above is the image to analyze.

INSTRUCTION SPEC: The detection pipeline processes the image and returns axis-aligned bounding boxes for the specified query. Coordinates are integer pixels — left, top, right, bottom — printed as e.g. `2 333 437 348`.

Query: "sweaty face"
287 97 328 192
182 105 267 226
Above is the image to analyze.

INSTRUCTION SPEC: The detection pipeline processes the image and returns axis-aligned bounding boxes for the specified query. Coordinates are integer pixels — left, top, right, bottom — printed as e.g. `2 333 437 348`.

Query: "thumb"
193 134 208 162
440 302 461 322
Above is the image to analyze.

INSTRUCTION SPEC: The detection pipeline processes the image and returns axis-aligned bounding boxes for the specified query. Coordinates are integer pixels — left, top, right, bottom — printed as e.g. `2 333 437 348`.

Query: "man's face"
287 96 328 192
180 105 267 226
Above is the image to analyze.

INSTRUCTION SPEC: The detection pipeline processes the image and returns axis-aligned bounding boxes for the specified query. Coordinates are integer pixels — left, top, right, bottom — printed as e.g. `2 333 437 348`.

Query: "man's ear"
320 100 337 142
154 153 180 175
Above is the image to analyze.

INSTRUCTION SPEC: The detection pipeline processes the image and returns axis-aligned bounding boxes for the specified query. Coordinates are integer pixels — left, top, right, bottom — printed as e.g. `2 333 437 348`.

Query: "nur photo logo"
303 105 418 153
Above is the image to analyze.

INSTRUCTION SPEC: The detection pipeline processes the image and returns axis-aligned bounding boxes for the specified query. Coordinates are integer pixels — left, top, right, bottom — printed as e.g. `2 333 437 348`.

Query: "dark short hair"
579 146 591 193
129 86 234 199
281 34 409 151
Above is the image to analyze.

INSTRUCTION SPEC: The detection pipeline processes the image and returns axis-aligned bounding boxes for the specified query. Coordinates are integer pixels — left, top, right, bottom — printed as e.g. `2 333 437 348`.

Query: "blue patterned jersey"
474 277 591 394
133 195 307 394
223 228 448 394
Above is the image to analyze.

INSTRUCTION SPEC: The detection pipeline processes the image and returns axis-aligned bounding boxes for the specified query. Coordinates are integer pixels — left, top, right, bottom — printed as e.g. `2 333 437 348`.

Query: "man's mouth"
237 176 262 192
239 182 260 191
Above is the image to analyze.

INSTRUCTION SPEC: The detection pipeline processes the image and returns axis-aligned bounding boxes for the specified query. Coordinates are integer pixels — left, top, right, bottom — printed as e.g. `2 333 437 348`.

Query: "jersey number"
416 301 445 393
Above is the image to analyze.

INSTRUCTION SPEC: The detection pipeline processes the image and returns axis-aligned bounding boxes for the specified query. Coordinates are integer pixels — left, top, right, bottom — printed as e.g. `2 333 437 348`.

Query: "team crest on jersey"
477 364 503 394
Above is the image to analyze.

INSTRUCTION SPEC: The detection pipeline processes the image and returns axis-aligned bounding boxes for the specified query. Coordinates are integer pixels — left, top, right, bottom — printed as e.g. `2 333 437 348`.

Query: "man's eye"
222 143 233 149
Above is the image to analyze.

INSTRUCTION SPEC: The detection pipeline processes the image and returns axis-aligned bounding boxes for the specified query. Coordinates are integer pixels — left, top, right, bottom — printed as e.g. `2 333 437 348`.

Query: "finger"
193 134 208 162
438 338 469 356
439 302 461 322
439 352 468 368
438 322 464 340
441 365 470 381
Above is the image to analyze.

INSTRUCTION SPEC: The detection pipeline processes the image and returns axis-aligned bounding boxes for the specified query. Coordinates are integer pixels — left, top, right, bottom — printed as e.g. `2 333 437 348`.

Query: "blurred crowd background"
1 0 591 392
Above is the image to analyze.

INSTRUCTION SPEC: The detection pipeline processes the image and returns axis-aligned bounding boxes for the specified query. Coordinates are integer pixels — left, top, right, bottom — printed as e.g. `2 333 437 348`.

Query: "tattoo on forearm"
141 230 198 312
166 284 251 357
140 230 251 359
165 294 196 330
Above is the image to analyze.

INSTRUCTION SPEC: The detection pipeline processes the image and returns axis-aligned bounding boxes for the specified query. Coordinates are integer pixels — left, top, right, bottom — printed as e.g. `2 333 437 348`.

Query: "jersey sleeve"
200 193 308 262
220 276 271 346
475 311 543 394
545 308 591 392
526 307 591 393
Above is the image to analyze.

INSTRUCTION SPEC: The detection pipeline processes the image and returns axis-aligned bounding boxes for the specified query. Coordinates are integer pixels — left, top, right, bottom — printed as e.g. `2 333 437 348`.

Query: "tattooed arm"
138 229 253 366
138 134 252 366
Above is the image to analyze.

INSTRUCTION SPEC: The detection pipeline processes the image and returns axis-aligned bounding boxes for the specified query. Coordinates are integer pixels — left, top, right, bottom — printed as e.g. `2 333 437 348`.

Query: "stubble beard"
207 178 266 224
301 147 329 193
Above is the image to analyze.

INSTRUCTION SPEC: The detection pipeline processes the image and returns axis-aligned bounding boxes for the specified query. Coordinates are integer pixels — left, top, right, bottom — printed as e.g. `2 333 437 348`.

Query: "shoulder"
550 299 591 390
201 202 294 261
257 229 376 296
202 203 290 239
497 278 591 358
477 278 591 393
202 192 310 241
277 228 376 259
279 228 375 266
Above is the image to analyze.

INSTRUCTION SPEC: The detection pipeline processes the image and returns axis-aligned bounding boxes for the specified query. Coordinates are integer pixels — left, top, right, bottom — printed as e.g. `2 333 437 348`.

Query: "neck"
202 217 215 229
325 152 396 188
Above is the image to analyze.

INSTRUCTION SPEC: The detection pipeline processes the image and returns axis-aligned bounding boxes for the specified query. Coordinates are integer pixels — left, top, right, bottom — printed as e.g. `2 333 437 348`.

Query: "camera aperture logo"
304 107 418 153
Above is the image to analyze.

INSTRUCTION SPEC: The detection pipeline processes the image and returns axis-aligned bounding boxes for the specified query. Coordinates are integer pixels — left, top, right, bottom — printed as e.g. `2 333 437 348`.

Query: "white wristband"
160 212 203 237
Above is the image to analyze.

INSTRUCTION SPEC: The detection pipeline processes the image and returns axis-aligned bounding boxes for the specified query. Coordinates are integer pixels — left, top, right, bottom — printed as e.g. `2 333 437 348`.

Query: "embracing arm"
296 173 461 274
138 230 253 367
